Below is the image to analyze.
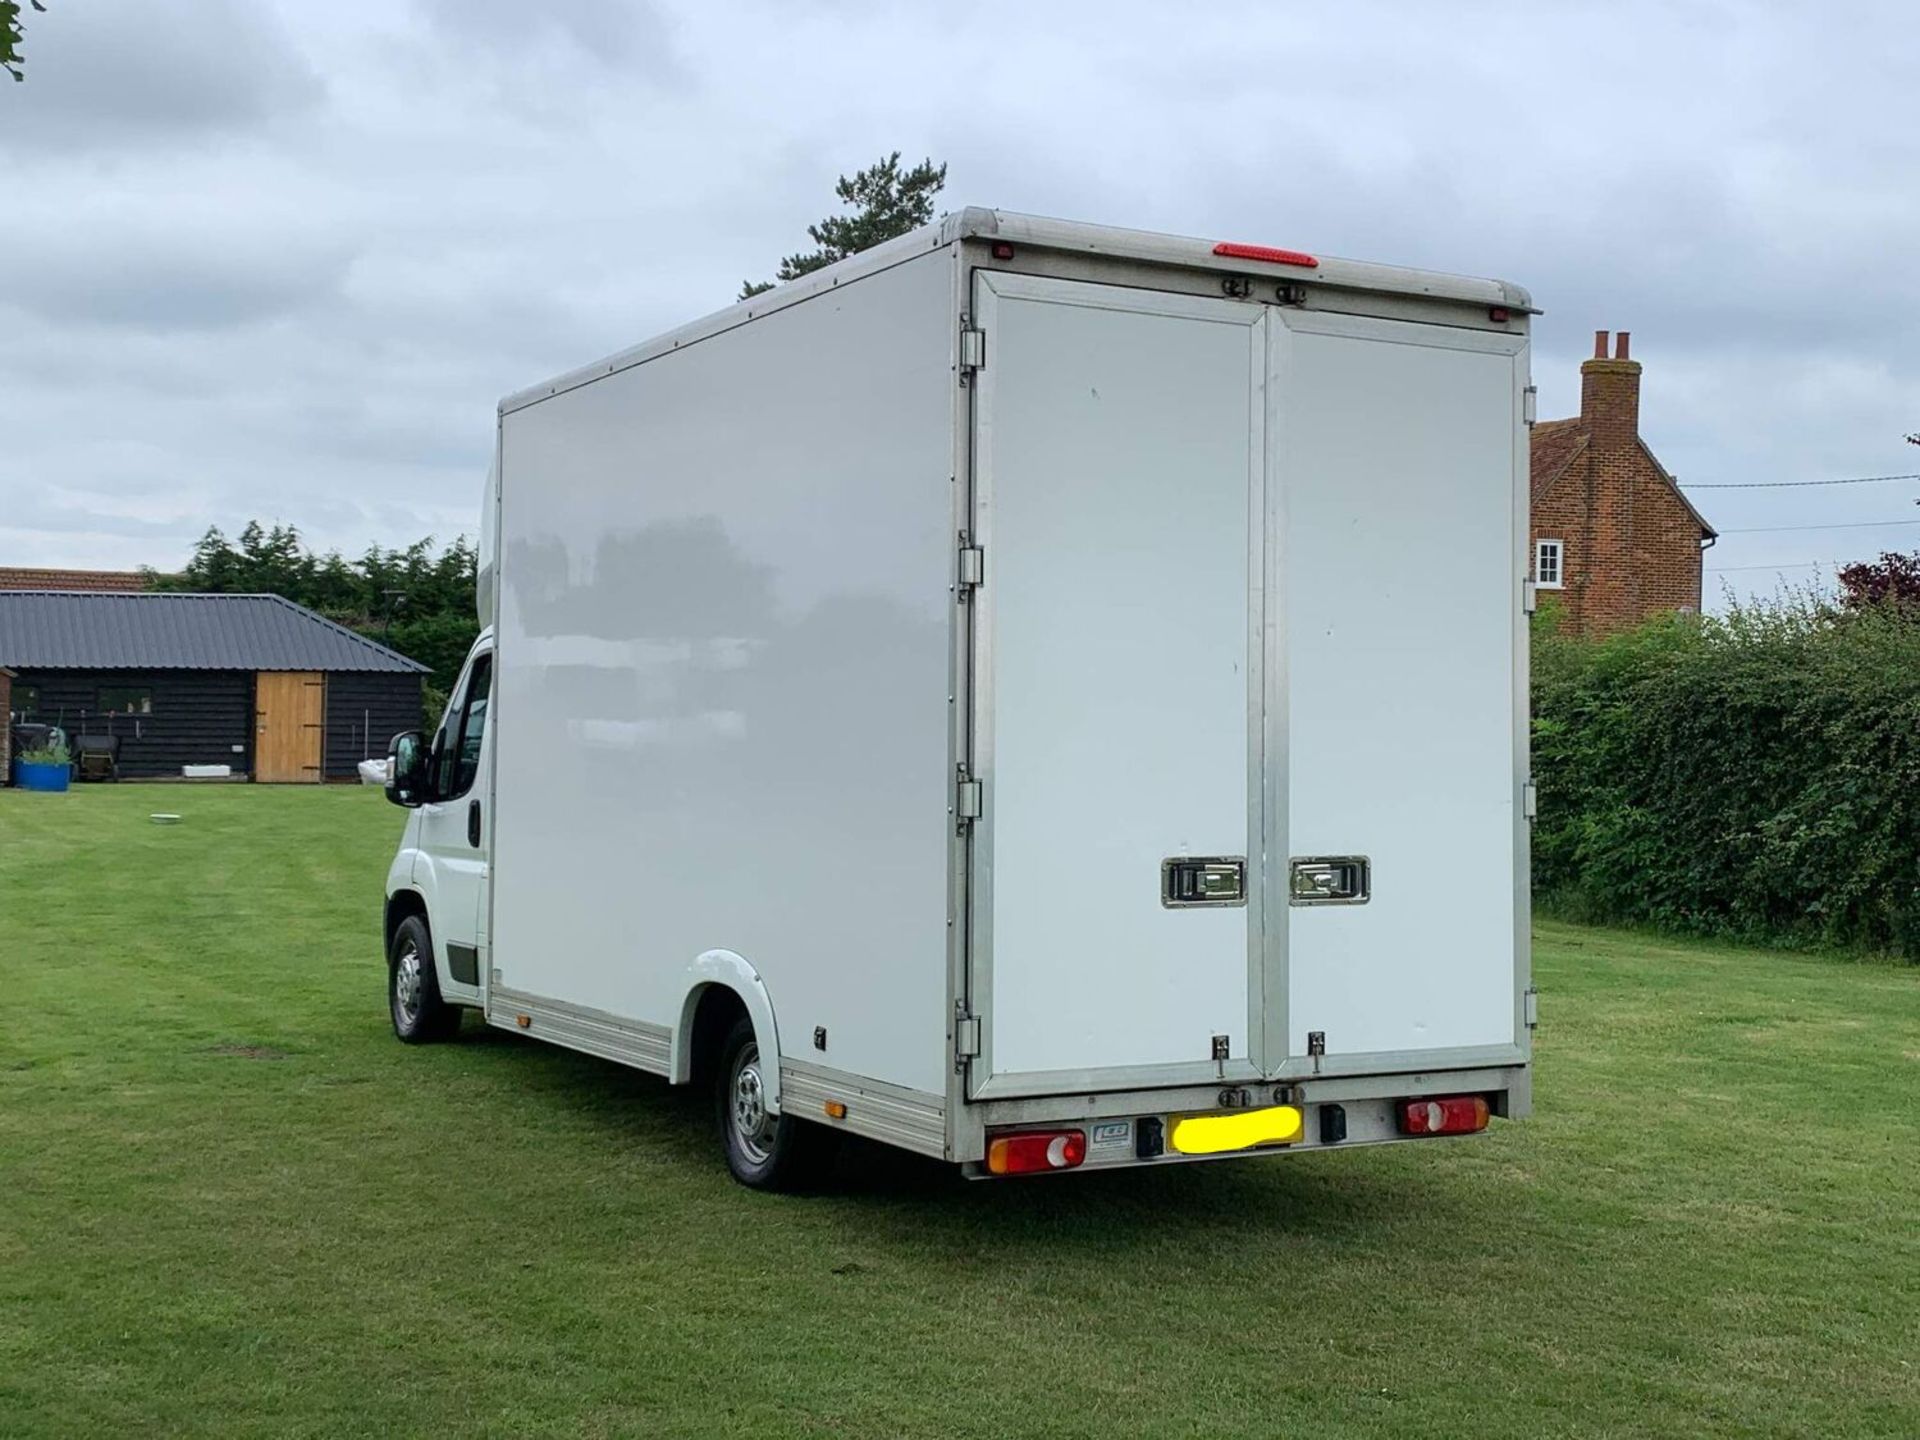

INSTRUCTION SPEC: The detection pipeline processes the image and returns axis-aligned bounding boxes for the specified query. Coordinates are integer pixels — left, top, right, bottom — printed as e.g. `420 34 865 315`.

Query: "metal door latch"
1290 856 1370 905
1163 857 1247 908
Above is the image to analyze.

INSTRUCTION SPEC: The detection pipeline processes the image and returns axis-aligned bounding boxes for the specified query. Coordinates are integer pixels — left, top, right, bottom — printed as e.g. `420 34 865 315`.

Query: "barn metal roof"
0 592 430 673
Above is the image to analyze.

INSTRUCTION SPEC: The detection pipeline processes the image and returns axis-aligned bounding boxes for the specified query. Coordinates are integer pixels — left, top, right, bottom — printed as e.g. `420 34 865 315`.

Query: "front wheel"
388 914 461 1044
716 1016 833 1190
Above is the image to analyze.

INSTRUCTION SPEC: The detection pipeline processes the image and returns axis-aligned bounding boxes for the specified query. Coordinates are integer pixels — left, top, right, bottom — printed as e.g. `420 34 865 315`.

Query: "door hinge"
1523 779 1538 821
1523 578 1538 614
1523 385 1538 426
959 326 985 376
954 1007 981 1062
957 542 984 595
1524 987 1539 1029
955 767 982 826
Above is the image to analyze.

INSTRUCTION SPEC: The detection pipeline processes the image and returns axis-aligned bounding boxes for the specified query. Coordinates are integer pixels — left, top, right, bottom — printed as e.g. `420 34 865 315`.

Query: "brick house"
1530 331 1715 635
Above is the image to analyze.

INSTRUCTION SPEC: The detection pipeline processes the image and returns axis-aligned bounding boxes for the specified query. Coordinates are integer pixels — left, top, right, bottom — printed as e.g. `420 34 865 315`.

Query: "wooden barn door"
255 672 324 783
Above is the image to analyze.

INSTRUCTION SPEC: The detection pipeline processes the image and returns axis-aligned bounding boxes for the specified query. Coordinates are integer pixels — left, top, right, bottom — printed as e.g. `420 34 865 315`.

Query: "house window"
98 685 153 715
11 684 39 720
1535 539 1564 589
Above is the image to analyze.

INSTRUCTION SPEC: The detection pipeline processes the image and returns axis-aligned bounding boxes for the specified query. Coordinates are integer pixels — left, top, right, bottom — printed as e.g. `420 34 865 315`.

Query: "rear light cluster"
1397 1095 1490 1136
985 1128 1086 1176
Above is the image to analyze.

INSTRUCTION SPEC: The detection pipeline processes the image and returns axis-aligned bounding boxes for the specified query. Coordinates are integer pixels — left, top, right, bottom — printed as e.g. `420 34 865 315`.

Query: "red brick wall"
1630 454 1707 618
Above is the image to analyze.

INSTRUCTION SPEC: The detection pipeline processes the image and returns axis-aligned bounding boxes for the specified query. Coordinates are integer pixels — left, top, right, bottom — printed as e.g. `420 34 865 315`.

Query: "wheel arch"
673 951 783 1113
384 888 429 954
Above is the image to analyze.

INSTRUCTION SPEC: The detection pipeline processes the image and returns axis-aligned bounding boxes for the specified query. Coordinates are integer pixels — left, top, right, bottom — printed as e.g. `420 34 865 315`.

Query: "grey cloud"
0 0 324 152
9 238 352 332
3 488 189 539
417 0 683 83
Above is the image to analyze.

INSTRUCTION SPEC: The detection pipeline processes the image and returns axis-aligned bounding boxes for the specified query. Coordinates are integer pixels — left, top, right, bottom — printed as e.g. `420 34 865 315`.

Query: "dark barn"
0 592 426 782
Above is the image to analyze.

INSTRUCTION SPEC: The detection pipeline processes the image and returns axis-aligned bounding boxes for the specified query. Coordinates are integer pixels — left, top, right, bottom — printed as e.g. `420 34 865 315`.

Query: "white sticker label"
1091 1121 1132 1150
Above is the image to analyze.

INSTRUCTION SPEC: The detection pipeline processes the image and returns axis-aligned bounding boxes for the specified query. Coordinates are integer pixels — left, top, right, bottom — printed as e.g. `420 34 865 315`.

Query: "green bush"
1532 595 1920 960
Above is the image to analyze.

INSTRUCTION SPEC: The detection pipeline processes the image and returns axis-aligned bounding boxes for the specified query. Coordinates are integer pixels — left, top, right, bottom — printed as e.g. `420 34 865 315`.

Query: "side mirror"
386 730 431 808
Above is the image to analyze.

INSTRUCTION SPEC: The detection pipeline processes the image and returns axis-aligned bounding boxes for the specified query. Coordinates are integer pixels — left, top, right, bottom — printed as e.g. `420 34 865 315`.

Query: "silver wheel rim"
730 1042 774 1165
394 943 422 1030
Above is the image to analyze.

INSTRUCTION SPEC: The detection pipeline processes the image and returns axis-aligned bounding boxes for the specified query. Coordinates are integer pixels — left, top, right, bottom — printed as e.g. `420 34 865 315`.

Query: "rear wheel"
388 914 461 1043
716 1015 832 1190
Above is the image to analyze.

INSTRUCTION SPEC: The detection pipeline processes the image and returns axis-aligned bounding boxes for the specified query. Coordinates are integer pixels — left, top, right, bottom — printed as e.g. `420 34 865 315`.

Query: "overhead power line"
1705 560 1837 573
1714 519 1920 536
1680 472 1920 490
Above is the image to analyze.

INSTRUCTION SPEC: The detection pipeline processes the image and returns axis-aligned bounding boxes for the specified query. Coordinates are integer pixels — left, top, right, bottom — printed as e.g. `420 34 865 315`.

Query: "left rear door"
966 271 1268 1100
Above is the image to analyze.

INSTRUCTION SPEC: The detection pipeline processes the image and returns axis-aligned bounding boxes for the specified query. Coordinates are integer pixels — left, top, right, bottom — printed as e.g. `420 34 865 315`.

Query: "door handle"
1290 855 1370 905
467 799 482 848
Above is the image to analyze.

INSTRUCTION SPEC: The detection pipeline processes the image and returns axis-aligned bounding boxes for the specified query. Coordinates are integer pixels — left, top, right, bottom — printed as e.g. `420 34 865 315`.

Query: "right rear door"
1268 311 1529 1078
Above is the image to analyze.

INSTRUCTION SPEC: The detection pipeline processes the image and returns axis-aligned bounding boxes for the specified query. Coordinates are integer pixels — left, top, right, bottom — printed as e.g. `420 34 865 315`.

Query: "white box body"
395 210 1535 1170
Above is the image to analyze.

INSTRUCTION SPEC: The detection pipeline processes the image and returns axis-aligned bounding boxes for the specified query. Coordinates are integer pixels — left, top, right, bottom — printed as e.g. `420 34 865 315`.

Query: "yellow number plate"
1169 1105 1304 1156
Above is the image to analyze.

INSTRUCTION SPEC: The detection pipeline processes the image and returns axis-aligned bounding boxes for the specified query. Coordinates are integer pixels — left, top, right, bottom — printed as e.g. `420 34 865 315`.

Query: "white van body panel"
489 246 959 1102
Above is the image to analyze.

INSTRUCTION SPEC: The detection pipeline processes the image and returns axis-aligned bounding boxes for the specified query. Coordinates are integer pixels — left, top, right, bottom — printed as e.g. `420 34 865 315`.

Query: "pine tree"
740 152 946 300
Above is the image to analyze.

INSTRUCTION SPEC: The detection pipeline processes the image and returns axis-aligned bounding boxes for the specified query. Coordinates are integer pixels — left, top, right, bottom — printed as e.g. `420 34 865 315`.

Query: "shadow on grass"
448 1020 1463 1253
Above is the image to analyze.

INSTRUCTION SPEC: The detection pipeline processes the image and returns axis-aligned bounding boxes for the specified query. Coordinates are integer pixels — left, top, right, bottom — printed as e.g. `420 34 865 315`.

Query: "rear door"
1269 311 1528 1076
967 272 1267 1100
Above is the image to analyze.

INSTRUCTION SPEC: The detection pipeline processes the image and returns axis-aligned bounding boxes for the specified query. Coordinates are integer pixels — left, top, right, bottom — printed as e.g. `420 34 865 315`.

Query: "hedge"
1531 597 1920 960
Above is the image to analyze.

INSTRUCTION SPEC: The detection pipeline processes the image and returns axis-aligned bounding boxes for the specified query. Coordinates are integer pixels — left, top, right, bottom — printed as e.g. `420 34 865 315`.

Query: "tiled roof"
1528 418 1716 538
1529 419 1588 502
0 567 151 592
0 592 428 673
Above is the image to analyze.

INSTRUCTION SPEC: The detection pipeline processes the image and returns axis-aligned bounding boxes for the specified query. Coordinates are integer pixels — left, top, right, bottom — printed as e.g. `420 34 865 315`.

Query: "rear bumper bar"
958 1063 1529 1170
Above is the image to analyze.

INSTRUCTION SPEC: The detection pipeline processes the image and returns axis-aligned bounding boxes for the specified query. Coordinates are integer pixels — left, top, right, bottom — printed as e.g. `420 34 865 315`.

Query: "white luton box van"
380 209 1536 1187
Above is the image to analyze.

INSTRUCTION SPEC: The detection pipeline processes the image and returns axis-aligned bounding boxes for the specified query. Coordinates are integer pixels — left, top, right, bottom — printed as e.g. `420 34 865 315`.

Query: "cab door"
415 647 493 1006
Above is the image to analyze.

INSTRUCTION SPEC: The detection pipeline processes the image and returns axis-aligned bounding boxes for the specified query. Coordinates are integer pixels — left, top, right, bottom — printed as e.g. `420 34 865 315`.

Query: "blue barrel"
12 760 71 792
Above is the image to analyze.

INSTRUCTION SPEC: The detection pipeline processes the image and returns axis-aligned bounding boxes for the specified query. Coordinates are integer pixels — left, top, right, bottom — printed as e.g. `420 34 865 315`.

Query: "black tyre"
388 914 461 1044
716 1015 833 1190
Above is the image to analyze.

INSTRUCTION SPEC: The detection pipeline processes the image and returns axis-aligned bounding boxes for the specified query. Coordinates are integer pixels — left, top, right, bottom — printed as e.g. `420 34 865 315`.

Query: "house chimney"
1581 326 1642 445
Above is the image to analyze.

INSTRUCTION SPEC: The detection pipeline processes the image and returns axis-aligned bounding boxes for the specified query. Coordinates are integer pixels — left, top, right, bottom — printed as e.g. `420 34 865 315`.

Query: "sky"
2 0 1916 603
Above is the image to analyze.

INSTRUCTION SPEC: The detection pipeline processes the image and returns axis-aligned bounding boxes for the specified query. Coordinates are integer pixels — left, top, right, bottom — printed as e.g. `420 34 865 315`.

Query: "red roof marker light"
1212 241 1319 269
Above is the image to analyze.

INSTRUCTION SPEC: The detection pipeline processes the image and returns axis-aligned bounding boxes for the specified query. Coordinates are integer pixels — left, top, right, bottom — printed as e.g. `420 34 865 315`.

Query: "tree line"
147 523 478 711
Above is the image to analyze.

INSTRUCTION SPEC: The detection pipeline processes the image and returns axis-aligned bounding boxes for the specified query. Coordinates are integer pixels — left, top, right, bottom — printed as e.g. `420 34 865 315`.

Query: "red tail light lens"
985 1129 1087 1176
1212 241 1319 269
1397 1095 1490 1136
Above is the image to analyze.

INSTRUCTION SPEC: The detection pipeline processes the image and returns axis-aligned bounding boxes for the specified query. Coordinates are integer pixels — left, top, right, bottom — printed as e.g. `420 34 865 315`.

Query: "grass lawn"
1 786 1916 1438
